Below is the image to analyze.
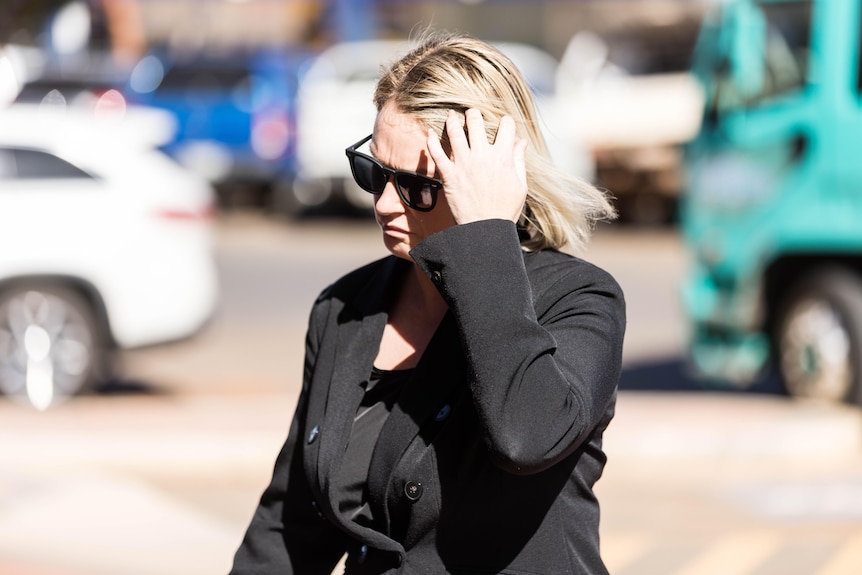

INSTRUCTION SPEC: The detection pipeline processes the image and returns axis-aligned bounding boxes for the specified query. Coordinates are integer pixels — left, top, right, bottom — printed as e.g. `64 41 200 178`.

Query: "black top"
336 366 412 525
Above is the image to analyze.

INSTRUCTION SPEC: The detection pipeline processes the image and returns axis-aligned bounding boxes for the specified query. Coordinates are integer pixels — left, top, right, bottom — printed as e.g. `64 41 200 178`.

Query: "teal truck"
682 0 862 406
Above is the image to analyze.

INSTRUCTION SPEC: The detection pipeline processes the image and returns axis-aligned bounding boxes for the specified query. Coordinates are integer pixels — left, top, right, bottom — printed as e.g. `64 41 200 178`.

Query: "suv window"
0 148 92 180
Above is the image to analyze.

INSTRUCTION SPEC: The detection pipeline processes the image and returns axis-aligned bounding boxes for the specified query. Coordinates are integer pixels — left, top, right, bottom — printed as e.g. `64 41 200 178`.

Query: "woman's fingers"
493 114 516 148
464 108 488 150
445 109 470 157
426 108 527 225
426 127 451 174
444 108 516 154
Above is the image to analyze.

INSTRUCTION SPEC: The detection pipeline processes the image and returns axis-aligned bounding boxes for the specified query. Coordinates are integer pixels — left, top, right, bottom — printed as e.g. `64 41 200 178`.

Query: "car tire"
775 267 862 405
0 284 107 409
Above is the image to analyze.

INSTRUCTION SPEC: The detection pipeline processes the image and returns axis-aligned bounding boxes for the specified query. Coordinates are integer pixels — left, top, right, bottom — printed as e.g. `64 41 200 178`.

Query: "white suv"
0 103 219 409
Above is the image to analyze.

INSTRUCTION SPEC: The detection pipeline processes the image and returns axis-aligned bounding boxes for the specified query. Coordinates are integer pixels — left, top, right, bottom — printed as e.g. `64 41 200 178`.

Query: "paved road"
1 214 861 575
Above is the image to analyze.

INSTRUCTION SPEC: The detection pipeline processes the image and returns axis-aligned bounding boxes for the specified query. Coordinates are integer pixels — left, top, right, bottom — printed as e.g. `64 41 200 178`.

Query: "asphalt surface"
2 214 861 575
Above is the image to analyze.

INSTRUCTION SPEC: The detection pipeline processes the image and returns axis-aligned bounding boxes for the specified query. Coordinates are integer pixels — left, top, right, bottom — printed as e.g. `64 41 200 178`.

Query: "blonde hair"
373 32 615 253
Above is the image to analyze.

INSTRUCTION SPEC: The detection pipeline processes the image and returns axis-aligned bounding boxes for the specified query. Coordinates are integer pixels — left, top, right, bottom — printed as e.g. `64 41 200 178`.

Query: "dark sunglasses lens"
397 175 438 210
351 154 388 193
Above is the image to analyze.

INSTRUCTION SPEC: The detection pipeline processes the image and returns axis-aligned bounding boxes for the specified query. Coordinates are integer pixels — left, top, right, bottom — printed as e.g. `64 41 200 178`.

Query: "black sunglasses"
345 135 444 212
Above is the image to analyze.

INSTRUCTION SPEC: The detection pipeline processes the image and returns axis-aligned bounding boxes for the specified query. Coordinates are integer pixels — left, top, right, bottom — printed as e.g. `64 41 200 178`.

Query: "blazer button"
430 270 442 285
311 499 325 520
307 424 319 444
435 403 451 421
404 481 423 501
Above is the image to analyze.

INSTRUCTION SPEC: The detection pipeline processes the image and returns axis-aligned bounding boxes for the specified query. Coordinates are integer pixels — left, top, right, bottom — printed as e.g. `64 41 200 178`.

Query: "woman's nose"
373 177 404 214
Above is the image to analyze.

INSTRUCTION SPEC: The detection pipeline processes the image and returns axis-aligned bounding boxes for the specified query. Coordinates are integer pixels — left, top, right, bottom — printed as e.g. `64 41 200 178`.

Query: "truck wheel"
0 285 106 409
775 268 862 405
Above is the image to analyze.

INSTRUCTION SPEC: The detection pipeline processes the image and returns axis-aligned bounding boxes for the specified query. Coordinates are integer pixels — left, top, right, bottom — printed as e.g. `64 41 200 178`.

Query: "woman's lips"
380 222 409 236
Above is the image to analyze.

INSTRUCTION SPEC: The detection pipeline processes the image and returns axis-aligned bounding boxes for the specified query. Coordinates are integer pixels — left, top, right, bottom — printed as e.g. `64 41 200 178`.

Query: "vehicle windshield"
710 0 812 111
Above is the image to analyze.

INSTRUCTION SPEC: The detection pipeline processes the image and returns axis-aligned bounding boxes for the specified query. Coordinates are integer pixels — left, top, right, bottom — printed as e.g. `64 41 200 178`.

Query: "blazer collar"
346 255 405 319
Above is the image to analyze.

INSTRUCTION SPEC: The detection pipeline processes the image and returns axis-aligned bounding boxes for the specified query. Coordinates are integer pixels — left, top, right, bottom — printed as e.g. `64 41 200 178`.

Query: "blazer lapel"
314 257 404 499
316 311 384 495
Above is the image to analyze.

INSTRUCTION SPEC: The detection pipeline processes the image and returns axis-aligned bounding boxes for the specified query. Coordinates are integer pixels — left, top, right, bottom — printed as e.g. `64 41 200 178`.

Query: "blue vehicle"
683 0 862 406
125 48 313 207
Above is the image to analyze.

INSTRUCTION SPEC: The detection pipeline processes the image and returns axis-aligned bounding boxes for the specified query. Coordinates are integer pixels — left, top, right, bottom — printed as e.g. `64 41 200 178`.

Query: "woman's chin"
382 237 413 261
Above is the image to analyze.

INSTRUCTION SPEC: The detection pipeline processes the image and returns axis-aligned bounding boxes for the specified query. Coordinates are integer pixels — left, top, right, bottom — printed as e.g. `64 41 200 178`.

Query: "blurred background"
1 1 862 574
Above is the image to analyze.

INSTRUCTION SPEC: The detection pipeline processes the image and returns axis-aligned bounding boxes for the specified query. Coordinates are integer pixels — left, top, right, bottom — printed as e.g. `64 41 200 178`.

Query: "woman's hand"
426 108 528 225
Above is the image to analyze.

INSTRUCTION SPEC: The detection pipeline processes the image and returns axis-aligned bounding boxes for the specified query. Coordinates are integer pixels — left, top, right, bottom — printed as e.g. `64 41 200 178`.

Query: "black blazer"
230 220 626 575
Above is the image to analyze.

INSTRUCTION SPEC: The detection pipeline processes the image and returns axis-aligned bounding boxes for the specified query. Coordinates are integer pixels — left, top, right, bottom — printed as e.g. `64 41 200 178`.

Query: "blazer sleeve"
229 293 348 575
409 219 626 475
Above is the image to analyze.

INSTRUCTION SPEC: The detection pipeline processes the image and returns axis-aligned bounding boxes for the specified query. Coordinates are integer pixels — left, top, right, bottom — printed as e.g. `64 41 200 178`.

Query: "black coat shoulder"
523 248 625 311
317 256 397 301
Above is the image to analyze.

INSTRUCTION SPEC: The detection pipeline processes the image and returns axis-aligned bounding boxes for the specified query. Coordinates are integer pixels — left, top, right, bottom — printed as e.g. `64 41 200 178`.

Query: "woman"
230 32 625 575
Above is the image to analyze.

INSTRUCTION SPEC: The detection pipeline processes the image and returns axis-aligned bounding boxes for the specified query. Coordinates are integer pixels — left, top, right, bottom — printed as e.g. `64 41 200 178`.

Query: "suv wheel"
0 285 105 409
776 268 862 405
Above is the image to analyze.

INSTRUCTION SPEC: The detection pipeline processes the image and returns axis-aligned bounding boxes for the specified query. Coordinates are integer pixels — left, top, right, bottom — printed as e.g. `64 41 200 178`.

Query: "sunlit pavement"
600 393 862 575
2 214 862 575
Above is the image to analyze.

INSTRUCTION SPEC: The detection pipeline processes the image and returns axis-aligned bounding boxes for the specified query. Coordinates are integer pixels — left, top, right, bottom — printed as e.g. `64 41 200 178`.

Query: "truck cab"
683 0 862 405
